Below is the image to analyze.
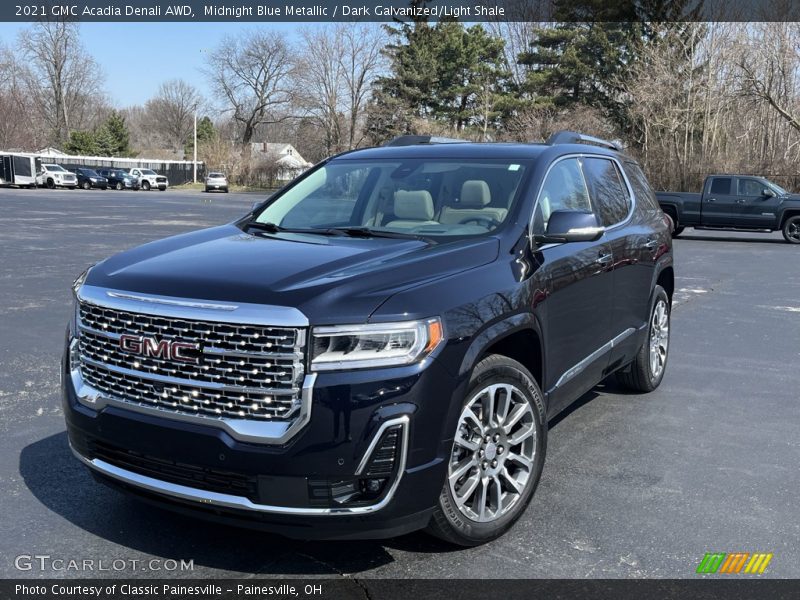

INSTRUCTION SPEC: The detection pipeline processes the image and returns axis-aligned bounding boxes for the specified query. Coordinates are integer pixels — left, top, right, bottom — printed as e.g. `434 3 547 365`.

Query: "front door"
732 177 782 229
533 157 615 412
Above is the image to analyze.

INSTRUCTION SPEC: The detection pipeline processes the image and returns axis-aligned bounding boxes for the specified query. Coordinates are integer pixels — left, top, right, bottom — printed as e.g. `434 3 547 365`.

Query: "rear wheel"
616 285 670 392
782 215 800 244
427 354 546 546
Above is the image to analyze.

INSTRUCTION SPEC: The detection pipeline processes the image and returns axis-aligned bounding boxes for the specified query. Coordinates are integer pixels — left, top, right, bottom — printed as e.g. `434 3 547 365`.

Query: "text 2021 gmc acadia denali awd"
63 131 674 546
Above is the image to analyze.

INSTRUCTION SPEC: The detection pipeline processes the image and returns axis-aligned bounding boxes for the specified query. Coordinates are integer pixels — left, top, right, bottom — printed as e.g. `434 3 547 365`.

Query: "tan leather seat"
439 180 508 225
384 190 439 228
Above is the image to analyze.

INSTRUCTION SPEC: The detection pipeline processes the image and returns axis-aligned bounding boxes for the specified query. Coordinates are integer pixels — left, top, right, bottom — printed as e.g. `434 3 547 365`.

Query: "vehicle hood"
86 224 500 324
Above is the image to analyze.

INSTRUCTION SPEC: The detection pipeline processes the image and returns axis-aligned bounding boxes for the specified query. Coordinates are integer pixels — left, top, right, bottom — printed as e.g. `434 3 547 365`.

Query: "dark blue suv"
63 131 673 545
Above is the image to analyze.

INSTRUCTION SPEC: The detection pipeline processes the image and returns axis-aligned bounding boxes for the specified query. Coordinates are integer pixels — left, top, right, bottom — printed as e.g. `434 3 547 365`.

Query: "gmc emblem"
119 334 199 364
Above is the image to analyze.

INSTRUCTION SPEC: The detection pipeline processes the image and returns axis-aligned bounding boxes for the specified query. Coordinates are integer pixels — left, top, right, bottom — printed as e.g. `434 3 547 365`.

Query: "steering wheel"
459 216 501 229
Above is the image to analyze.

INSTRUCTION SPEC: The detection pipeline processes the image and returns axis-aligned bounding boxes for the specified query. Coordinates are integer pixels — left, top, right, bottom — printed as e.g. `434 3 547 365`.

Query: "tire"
672 226 684 237
427 354 546 546
223 188 229 193
82 181 91 190
47 178 55 189
115 182 123 191
142 181 151 191
782 215 800 244
616 285 670 393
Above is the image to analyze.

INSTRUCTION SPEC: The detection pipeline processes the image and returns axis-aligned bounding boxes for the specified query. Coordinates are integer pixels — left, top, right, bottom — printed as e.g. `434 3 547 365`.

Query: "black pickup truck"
656 175 800 243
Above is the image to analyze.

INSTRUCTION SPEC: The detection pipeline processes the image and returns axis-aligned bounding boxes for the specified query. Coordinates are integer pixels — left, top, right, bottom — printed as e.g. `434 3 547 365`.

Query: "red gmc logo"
119 334 199 364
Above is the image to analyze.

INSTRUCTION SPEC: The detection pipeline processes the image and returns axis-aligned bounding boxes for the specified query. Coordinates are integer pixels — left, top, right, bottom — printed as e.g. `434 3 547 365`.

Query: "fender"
457 311 543 379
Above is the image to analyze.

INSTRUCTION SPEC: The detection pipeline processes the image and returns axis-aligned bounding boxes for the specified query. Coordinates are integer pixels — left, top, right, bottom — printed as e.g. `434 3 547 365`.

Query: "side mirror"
534 210 605 244
762 188 776 198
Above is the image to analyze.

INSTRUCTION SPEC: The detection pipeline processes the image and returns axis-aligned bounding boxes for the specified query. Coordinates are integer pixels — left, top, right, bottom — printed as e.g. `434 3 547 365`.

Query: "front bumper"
62 345 460 539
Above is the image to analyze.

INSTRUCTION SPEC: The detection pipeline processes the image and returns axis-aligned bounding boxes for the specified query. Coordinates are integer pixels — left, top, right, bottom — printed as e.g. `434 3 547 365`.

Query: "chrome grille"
77 300 305 422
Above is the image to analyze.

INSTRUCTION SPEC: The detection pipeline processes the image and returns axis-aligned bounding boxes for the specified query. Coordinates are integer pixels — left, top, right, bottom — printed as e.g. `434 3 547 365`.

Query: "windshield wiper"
245 221 347 237
327 226 426 240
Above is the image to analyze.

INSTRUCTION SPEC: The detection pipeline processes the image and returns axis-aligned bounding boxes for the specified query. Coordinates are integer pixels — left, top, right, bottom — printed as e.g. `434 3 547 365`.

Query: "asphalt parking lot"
1 187 798 580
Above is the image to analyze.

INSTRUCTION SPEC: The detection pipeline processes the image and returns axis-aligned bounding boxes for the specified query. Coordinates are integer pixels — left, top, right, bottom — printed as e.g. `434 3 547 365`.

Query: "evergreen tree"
368 9 513 140
184 116 215 158
97 110 131 156
64 130 98 155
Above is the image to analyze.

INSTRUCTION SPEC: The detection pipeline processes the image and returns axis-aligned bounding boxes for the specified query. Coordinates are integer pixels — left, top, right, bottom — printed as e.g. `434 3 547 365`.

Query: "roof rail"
546 130 621 152
384 135 468 147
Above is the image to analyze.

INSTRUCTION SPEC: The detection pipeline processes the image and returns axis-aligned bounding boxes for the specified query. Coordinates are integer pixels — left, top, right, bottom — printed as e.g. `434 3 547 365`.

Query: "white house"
249 142 313 180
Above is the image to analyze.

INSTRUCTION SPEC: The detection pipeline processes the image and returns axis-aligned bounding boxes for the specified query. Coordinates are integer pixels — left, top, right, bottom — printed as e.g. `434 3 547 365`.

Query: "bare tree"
0 42 29 149
736 23 800 133
145 79 203 150
17 20 106 144
339 24 386 149
204 30 294 145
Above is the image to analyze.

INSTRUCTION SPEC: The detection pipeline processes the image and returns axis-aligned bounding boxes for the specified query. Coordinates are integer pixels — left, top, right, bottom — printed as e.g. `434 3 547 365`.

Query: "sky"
0 22 302 107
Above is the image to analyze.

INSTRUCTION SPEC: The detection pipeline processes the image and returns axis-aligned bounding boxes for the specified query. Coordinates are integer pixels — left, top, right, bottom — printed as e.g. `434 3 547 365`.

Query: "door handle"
596 253 613 266
736 199 746 204
644 239 659 249
706 198 716 203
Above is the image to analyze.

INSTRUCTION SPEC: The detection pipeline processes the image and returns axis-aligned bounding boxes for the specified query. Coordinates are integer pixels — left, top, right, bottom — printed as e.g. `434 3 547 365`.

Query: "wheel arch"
779 209 800 229
458 313 545 392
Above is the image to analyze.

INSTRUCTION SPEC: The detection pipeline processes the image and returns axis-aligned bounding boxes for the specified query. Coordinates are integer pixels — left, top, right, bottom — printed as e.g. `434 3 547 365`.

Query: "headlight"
311 318 444 371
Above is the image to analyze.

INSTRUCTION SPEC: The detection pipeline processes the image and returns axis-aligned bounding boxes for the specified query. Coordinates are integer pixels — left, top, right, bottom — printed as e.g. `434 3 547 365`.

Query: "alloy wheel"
448 383 536 523
786 220 800 243
649 299 669 379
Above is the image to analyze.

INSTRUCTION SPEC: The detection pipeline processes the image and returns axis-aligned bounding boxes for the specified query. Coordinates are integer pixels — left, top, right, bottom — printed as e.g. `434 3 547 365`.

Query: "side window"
582 157 631 226
709 177 731 195
623 161 660 212
737 178 763 196
532 158 591 234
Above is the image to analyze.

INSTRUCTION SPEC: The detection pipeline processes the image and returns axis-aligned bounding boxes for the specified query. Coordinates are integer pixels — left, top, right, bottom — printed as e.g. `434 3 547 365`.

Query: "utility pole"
193 111 198 184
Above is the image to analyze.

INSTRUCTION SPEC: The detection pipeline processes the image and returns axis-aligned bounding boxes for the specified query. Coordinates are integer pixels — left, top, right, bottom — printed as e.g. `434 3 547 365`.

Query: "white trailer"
0 153 39 188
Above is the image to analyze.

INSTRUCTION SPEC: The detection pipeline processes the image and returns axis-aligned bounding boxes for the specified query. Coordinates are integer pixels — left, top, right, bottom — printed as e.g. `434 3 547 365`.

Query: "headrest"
460 180 491 208
394 190 434 220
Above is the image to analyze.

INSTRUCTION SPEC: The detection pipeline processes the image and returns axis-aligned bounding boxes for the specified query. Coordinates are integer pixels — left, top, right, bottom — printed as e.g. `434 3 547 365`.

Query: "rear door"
533 157 615 411
733 177 781 229
582 156 653 370
701 177 736 226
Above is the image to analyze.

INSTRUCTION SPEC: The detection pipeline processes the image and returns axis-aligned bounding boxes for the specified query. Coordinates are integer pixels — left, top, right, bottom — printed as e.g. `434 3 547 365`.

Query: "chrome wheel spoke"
454 472 481 508
508 424 535 446
449 456 477 485
506 451 533 470
463 407 485 434
500 467 524 494
454 432 480 452
503 403 527 433
476 477 489 521
491 475 503 515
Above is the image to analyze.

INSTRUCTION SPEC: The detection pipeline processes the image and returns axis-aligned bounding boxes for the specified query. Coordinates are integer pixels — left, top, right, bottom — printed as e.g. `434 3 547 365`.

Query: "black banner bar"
2 579 800 600
2 0 800 23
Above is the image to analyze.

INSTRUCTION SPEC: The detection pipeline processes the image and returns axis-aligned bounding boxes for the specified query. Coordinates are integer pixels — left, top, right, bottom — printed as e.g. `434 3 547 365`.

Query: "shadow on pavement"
19 431 414 575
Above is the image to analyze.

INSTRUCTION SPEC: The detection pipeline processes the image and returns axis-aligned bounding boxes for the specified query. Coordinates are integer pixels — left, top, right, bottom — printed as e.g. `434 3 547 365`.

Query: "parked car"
64 131 673 545
128 167 168 191
74 168 108 190
657 175 800 244
37 164 77 189
96 168 139 191
204 172 229 193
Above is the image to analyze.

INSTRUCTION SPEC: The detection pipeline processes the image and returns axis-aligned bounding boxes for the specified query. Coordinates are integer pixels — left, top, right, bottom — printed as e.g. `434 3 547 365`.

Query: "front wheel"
782 215 800 244
82 181 91 190
427 354 546 546
672 226 684 237
142 181 151 191
46 178 55 189
616 285 670 392
115 182 123 191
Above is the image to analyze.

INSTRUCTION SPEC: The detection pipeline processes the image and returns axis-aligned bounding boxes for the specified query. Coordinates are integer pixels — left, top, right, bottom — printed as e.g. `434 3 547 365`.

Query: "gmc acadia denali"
63 131 674 545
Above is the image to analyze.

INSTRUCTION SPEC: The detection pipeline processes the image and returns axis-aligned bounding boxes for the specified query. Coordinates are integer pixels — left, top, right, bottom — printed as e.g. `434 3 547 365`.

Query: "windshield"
140 169 157 175
253 158 528 238
45 164 66 172
766 180 788 195
83 169 99 177
208 173 225 178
